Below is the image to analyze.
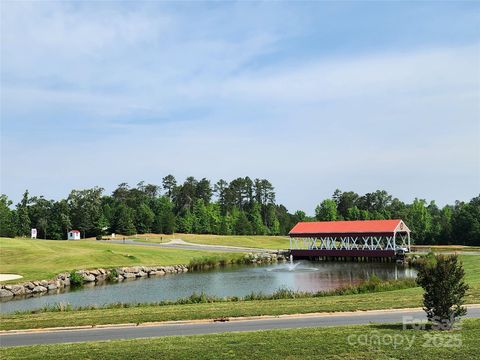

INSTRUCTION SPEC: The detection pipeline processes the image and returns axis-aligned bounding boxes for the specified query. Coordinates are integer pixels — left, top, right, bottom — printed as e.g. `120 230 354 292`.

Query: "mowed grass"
0 237 243 282
1 255 478 331
130 233 291 249
2 319 480 360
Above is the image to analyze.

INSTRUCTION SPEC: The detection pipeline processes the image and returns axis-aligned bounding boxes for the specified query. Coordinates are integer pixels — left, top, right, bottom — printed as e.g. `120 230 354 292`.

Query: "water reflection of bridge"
289 219 411 262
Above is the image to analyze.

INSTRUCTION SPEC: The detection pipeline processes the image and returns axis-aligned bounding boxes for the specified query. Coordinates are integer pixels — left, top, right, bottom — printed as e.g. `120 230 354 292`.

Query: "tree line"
0 176 478 245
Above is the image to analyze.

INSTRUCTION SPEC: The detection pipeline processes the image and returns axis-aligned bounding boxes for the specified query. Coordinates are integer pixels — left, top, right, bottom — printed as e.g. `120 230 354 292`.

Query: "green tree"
333 189 359 219
214 179 229 215
176 209 194 233
234 211 252 235
196 178 212 204
49 200 71 239
206 203 221 234
28 196 53 239
174 176 198 214
219 213 233 235
38 217 48 240
16 190 31 237
0 195 17 237
438 206 453 244
95 213 109 237
114 204 136 235
407 198 432 244
346 206 361 220
153 196 175 234
293 210 306 222
162 211 176 234
315 199 337 221
193 199 210 234
135 203 154 234
249 202 266 235
416 254 469 329
162 175 177 200
452 196 480 246
68 187 104 238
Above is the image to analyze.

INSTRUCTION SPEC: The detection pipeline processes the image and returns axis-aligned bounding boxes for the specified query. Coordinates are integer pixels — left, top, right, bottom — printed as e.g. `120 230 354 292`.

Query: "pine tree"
249 202 266 235
193 199 210 234
234 211 252 235
114 204 136 236
162 212 176 234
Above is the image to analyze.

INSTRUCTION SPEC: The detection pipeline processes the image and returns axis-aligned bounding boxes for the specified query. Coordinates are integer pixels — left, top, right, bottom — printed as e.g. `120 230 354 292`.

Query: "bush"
188 255 233 270
106 269 118 282
409 252 436 269
69 271 84 287
416 254 469 330
96 235 103 240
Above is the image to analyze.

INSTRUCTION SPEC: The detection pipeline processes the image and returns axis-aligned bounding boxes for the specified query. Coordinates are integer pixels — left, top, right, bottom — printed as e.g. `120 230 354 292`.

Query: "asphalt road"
2 307 479 347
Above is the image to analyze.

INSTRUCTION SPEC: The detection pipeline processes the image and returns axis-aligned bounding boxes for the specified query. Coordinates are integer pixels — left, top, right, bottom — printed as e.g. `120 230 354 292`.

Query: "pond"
0 261 416 313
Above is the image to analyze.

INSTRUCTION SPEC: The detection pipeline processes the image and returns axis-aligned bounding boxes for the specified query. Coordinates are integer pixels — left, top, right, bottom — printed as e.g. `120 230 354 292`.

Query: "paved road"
99 239 272 253
2 307 479 347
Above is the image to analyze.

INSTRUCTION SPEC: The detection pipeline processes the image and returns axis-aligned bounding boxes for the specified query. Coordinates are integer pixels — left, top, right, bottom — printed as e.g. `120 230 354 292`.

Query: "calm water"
0 261 416 313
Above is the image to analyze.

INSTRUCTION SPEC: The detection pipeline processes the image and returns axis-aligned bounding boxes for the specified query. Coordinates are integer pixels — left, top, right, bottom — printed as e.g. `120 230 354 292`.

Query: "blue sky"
1 1 479 213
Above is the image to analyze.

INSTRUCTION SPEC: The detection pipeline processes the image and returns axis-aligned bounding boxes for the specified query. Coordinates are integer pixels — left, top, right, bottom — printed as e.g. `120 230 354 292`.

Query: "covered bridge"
289 219 410 260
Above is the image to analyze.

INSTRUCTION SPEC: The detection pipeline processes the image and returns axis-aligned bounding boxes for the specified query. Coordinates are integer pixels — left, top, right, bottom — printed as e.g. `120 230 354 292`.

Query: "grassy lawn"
0 237 243 282
129 233 291 249
1 255 478 331
2 319 479 359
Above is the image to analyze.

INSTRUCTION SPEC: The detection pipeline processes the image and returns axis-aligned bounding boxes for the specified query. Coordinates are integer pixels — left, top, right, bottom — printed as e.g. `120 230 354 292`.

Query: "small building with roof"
67 230 81 240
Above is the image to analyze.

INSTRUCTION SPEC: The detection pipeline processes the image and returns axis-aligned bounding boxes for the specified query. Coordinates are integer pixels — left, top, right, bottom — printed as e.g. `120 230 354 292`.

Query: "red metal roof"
289 220 404 236
70 230 80 233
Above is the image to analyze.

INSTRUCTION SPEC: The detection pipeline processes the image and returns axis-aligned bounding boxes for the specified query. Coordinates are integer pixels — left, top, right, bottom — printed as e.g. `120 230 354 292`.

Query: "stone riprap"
0 265 188 300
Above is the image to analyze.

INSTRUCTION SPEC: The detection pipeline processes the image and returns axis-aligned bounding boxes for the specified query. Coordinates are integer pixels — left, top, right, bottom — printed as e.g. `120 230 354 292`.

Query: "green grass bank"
0 237 244 282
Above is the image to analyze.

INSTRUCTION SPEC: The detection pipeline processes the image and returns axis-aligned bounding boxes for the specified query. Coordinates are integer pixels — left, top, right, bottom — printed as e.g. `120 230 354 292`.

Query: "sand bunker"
0 274 23 282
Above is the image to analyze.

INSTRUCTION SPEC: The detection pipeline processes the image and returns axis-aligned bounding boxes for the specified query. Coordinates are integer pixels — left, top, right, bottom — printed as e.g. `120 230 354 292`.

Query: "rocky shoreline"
0 252 286 301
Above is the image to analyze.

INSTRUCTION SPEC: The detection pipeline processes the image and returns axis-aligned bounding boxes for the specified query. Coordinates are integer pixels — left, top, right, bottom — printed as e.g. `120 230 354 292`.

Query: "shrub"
416 254 469 330
409 252 437 270
96 235 103 240
106 269 118 282
69 271 84 287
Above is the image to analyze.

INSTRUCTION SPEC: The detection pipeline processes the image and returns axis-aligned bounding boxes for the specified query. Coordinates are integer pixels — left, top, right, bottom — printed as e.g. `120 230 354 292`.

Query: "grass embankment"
129 233 291 249
412 245 480 253
2 319 479 360
0 237 243 282
2 254 479 331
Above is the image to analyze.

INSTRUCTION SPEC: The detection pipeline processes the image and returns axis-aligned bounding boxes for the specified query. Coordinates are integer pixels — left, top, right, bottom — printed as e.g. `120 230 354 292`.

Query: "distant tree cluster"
0 180 478 245
0 176 297 239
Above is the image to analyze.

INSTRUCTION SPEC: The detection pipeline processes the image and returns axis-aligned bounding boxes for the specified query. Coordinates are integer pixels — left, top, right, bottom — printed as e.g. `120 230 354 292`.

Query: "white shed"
68 230 81 240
